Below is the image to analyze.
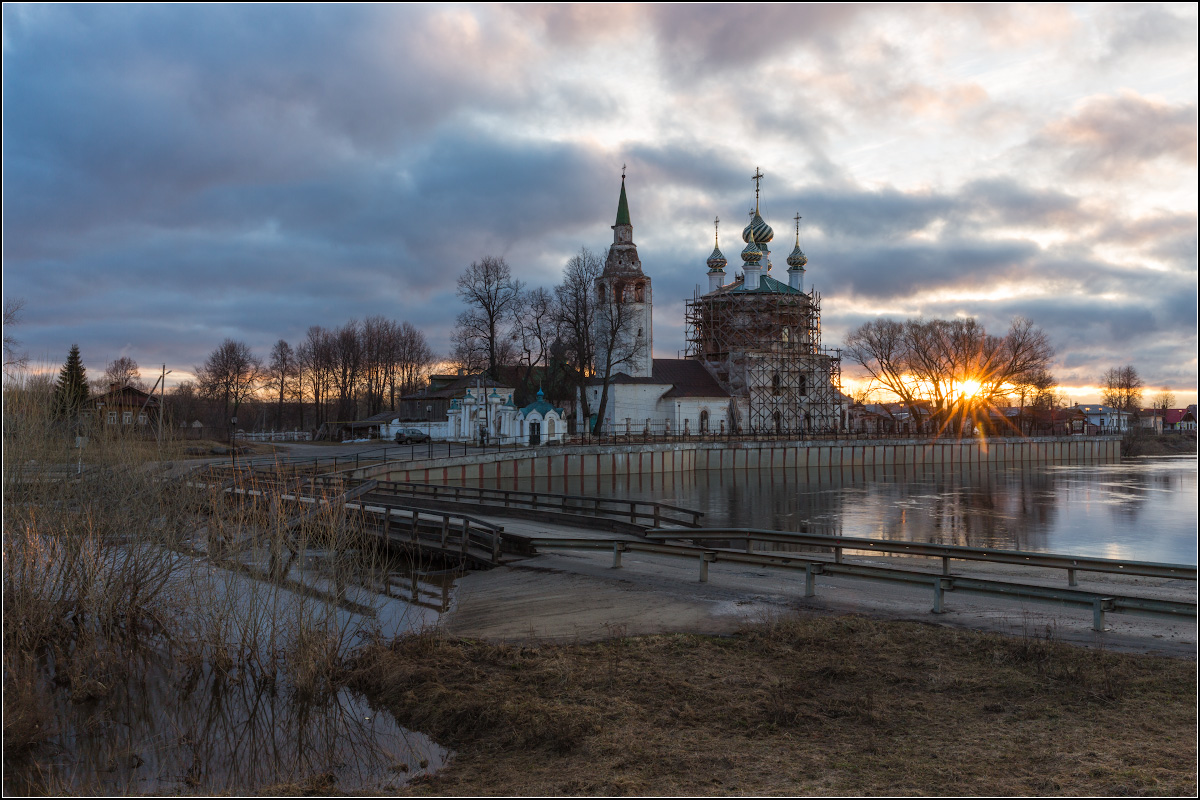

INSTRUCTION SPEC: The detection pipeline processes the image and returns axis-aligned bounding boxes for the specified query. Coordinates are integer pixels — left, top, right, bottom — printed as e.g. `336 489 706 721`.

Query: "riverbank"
1128 433 1197 457
347 615 1197 796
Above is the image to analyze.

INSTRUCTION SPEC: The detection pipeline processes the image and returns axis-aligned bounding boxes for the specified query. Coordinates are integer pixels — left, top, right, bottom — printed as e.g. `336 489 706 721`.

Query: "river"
467 454 1198 565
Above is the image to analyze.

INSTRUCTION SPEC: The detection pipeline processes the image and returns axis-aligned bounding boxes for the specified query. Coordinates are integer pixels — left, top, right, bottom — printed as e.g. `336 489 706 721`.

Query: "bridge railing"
527 536 1196 632
372 479 704 528
350 499 505 566
192 471 505 566
645 528 1198 586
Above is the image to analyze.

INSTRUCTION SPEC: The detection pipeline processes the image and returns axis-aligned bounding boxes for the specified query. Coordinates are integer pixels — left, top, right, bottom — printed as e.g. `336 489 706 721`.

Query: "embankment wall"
360 436 1121 485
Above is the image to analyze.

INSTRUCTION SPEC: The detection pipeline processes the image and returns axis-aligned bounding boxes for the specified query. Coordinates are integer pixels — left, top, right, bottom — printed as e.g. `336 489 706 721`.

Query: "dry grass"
346 616 1197 796
4 377 392 790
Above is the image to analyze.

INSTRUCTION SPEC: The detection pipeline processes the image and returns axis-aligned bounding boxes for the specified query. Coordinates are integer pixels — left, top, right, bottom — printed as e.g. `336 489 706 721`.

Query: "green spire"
615 177 631 227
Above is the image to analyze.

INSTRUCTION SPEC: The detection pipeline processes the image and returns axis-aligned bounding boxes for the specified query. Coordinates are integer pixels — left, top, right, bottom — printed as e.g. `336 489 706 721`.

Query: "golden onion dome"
742 212 774 244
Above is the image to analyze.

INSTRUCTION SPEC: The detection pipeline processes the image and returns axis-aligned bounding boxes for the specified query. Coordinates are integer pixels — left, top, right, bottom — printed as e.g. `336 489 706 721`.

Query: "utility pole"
158 363 171 445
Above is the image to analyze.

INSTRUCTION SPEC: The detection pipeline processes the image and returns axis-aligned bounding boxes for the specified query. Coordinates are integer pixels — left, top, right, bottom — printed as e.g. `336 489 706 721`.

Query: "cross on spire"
794 212 802 244
714 216 720 245
752 167 764 213
621 163 626 180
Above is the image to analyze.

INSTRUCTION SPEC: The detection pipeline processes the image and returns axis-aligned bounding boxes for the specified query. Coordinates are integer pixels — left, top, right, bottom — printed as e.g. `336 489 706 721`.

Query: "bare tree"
590 276 649 435
554 247 604 422
1151 389 1176 412
297 326 336 429
195 339 263 434
265 339 296 431
166 380 202 427
511 286 556 396
101 356 146 391
394 321 435 403
4 297 29 374
845 315 1055 434
1101 365 1144 417
455 256 524 379
332 320 362 420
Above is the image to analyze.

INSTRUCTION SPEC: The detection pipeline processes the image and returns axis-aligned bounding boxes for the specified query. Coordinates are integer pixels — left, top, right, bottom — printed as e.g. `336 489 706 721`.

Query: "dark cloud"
3 5 1195 398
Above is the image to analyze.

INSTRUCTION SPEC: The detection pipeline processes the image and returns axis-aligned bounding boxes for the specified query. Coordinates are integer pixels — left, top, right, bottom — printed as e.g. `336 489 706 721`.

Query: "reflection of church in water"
583 169 845 435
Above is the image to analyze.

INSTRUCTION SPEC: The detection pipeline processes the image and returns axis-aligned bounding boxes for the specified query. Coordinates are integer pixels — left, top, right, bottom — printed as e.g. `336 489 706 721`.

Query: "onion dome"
787 244 808 269
741 240 763 265
706 245 727 271
742 212 774 244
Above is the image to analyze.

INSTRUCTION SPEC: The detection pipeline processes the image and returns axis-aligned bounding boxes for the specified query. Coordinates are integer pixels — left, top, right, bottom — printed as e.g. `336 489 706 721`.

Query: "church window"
634 283 645 302
781 327 790 345
773 409 782 433
615 282 626 303
799 375 808 397
700 409 709 432
771 373 781 396
598 285 606 303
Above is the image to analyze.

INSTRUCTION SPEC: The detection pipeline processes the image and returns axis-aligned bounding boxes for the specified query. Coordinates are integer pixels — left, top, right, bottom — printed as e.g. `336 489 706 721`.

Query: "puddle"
4 548 460 795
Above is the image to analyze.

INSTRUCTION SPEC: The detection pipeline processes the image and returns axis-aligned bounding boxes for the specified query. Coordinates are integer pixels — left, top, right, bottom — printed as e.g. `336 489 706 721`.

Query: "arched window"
547 418 556 436
799 375 808 397
634 283 645 302
771 373 781 396
773 409 782 433
700 409 709 433
615 282 626 303
598 284 606 303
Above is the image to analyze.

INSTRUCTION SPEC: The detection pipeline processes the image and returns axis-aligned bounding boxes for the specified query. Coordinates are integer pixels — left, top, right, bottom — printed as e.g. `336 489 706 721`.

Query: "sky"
3 3 1197 404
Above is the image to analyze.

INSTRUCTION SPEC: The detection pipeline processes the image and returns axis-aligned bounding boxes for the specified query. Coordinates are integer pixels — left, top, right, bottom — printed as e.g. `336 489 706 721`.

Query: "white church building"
582 171 845 436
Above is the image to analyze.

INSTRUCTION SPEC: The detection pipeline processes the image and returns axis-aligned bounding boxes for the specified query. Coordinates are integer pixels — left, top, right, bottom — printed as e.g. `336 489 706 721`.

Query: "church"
581 171 845 436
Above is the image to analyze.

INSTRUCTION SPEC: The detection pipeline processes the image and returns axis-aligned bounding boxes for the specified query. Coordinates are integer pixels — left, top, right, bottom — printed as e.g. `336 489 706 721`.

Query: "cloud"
1027 91 1197 179
2 4 1195 401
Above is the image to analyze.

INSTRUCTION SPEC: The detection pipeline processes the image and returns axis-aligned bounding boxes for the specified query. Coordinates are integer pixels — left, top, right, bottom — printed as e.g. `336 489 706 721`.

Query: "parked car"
395 428 431 444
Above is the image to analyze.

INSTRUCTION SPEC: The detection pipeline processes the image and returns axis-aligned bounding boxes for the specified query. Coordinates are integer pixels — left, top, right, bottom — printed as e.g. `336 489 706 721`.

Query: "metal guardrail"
526 537 1196 632
644 528 1198 586
372 480 703 528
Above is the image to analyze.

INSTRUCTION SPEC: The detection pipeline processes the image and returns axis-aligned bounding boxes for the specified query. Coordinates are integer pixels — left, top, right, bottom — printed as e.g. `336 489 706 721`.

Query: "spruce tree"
53 344 90 419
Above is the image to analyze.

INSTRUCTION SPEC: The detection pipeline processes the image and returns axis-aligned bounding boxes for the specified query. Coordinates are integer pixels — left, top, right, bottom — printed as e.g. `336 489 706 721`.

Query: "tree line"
177 317 436 433
844 314 1180 432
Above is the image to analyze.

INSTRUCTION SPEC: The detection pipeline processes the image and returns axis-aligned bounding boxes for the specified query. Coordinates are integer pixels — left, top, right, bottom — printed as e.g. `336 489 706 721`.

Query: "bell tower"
594 168 653 378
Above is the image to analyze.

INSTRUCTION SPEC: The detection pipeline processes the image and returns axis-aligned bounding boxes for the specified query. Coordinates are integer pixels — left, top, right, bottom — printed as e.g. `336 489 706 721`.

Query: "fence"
526 533 1196 632
370 480 704 528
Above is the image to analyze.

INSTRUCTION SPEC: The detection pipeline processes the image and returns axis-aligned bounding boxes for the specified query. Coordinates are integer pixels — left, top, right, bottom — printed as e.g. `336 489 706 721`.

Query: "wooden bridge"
194 466 699 568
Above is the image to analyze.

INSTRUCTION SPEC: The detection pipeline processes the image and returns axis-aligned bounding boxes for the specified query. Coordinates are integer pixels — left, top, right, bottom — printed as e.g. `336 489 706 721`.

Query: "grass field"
347 614 1197 796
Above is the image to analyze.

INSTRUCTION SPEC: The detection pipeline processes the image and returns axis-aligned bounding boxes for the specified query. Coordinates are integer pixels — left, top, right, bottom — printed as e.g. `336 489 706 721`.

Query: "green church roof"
724 273 804 295
615 178 631 226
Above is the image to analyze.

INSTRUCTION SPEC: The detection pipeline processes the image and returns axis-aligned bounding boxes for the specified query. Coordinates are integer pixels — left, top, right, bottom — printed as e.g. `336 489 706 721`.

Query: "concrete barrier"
353 435 1121 485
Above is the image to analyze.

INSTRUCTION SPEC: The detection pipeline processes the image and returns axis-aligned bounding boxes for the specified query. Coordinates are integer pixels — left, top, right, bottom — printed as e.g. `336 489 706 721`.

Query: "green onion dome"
741 240 763 265
742 212 774 244
787 244 808 269
706 245 728 271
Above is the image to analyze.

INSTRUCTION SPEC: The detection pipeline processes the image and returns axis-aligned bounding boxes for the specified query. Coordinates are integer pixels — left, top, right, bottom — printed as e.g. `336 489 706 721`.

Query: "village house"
90 383 160 433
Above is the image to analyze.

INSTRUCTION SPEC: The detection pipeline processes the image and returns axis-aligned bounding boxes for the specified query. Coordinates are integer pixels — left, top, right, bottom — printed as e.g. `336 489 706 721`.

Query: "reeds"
3 374 415 792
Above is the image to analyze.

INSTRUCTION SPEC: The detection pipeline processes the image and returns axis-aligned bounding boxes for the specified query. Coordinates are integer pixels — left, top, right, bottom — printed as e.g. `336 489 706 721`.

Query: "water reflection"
4 552 455 795
468 455 1198 564
6 647 446 795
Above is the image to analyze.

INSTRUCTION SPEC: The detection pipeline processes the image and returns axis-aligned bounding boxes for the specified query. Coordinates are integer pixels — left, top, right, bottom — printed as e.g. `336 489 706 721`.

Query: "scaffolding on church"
684 286 843 433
